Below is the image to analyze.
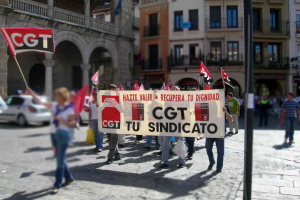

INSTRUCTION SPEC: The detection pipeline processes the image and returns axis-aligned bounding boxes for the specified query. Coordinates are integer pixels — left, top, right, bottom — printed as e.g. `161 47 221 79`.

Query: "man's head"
287 92 294 100
226 92 233 100
171 86 180 91
109 84 117 91
93 92 98 100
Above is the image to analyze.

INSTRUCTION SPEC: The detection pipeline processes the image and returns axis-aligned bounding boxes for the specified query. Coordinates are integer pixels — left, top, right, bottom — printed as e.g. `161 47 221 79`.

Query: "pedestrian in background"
226 92 240 135
281 92 300 144
237 96 244 118
27 87 75 194
258 96 270 127
89 91 103 152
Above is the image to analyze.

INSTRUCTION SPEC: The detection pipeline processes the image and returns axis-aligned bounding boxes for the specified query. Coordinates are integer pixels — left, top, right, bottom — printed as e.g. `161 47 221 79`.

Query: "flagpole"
14 56 28 88
220 67 225 92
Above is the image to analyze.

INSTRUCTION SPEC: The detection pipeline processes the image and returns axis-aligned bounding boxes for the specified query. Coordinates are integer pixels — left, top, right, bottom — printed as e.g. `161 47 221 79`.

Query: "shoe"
235 131 238 134
187 154 193 160
62 179 74 187
96 148 102 152
289 140 294 144
227 132 233 135
118 144 125 148
105 159 113 164
93 147 98 152
169 150 173 155
159 163 169 169
216 169 222 173
114 156 121 161
51 188 59 195
157 151 162 155
284 138 288 143
207 161 215 170
135 140 141 143
143 146 150 150
177 164 185 169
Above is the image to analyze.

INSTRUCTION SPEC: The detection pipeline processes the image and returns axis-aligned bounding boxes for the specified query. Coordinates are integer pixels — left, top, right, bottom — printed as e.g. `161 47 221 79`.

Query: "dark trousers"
259 110 268 126
136 135 143 141
205 138 224 171
107 133 120 160
285 117 296 142
185 137 195 156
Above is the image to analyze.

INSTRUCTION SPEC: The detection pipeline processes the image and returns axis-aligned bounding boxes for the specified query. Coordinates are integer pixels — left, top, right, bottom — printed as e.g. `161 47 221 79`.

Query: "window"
149 13 158 36
10 97 24 106
254 43 262 64
268 43 279 63
227 6 238 28
149 45 159 69
174 45 184 63
270 10 279 31
210 42 222 61
227 42 239 61
189 44 199 64
189 10 198 30
174 11 183 31
210 7 221 28
297 13 300 33
72 66 83 90
253 9 261 31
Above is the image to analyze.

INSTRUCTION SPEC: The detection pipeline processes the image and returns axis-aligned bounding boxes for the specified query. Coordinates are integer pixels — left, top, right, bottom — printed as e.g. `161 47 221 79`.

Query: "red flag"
91 71 99 84
119 84 124 91
200 62 213 85
168 79 173 88
279 114 286 126
72 84 88 117
161 82 166 90
132 80 140 90
204 84 211 90
221 67 230 82
139 84 145 91
165 85 170 91
87 87 94 105
1 27 54 57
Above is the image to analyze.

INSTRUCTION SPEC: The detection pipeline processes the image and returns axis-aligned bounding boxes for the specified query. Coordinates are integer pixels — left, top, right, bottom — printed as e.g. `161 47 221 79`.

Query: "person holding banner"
206 105 232 173
89 91 103 152
27 87 75 194
106 84 121 164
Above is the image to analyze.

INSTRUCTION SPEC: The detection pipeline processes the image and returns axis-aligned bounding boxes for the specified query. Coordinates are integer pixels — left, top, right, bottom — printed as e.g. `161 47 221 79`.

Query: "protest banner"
98 89 225 138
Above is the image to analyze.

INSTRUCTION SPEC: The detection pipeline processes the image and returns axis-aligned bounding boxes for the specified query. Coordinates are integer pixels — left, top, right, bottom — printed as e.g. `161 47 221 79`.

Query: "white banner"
98 89 225 138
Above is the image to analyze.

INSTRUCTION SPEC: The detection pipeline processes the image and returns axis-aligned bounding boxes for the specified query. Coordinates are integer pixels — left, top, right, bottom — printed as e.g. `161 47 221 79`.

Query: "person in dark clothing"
258 96 270 127
185 137 195 160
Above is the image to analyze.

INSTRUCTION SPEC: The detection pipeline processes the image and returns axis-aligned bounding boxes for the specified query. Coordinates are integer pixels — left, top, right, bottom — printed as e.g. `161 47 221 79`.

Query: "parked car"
0 95 51 126
79 97 90 125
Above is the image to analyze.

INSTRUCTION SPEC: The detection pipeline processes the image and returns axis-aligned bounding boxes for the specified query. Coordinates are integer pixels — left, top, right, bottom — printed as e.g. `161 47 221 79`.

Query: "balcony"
144 25 160 37
253 20 289 36
168 55 204 68
206 56 244 67
269 0 285 4
254 57 289 70
9 0 116 34
253 0 266 3
206 18 243 30
140 0 167 6
133 16 140 29
141 58 162 70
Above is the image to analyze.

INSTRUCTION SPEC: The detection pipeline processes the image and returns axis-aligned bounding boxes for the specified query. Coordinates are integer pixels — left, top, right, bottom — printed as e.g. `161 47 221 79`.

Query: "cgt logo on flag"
1 28 54 57
102 95 120 129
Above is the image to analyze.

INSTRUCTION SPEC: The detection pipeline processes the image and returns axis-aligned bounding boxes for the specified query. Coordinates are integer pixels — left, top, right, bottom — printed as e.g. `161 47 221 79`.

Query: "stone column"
43 58 55 100
47 0 54 18
84 0 90 27
81 64 91 87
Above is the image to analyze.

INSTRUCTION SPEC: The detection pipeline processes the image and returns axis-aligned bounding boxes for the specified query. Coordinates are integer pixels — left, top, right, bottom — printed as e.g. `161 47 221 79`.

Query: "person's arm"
237 102 240 117
27 87 52 109
223 107 232 121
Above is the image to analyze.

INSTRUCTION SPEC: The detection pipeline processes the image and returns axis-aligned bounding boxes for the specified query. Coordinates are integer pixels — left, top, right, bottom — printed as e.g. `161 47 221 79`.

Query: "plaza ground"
0 118 299 200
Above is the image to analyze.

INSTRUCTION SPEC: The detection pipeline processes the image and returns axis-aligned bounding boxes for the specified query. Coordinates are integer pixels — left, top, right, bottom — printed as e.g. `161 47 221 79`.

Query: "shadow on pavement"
273 142 293 150
3 189 52 200
24 147 52 153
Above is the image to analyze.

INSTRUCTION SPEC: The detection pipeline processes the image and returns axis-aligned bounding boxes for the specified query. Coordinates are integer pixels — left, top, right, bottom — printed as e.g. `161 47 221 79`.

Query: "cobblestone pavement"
0 118 299 200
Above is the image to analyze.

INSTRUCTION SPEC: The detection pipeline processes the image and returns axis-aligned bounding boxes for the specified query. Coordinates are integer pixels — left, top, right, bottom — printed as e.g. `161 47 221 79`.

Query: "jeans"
69 129 75 145
91 119 104 149
205 138 224 171
145 136 160 148
229 114 239 132
185 137 195 156
53 136 73 188
107 133 120 160
285 117 296 142
162 136 185 165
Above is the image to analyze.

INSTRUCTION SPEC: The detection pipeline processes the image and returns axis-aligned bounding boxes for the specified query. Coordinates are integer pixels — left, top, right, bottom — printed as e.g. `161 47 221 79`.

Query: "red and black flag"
200 62 213 85
221 67 234 88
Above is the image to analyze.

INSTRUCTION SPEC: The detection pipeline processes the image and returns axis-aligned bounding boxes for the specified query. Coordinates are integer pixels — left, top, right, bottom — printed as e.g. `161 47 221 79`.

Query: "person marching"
205 105 232 173
226 92 240 135
89 91 104 152
106 84 121 164
27 87 75 194
258 95 270 127
281 92 300 144
159 86 186 169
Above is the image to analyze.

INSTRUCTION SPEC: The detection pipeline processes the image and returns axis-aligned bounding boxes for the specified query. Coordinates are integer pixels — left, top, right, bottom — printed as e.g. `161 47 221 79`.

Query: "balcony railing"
144 25 160 37
141 58 162 70
11 0 48 17
140 0 166 6
206 56 244 66
254 57 289 70
253 20 289 35
133 17 140 29
10 0 116 34
206 18 244 30
168 55 204 67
